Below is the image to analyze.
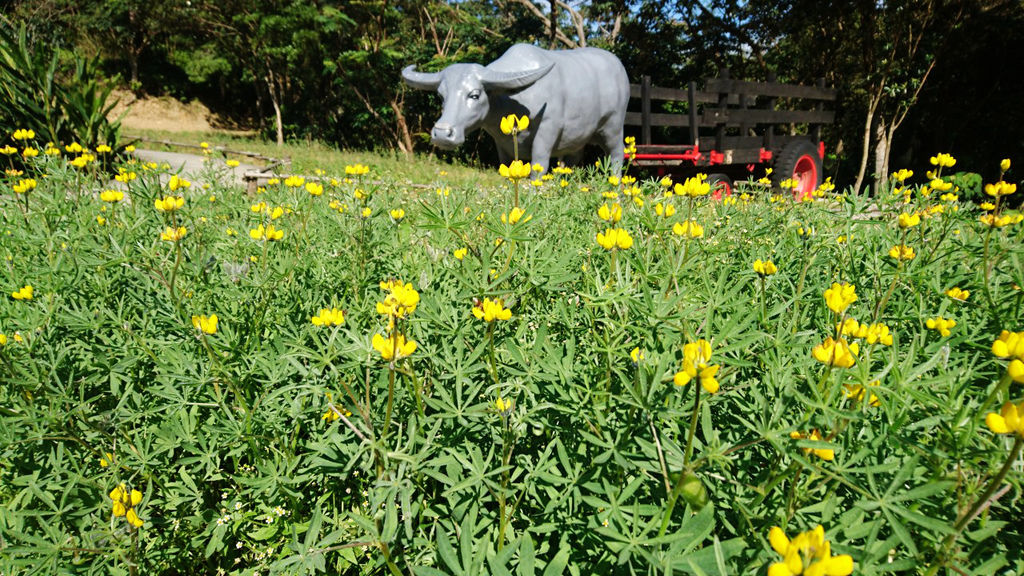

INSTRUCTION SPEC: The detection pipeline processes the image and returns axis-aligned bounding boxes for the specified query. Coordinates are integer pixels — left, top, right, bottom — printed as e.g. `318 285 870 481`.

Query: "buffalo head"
402 61 554 149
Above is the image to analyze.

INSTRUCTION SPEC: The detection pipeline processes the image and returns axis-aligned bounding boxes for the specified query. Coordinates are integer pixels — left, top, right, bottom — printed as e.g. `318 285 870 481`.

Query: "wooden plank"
629 84 736 104
702 108 834 125
704 78 836 101
626 111 694 128
641 75 651 145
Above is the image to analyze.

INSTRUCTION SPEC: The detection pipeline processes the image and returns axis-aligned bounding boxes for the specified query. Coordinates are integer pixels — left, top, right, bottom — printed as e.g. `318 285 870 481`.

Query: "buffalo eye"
468 90 481 101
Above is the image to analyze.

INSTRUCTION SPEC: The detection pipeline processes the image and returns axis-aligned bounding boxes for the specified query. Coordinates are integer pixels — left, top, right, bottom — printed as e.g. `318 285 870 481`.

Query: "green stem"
682 382 702 468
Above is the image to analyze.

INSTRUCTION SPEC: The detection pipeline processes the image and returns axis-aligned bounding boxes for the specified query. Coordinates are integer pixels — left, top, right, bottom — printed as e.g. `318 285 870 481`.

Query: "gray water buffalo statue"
401 44 629 174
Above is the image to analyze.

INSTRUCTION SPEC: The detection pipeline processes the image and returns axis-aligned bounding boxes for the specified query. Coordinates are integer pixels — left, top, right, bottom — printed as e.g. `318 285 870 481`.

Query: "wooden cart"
625 70 835 199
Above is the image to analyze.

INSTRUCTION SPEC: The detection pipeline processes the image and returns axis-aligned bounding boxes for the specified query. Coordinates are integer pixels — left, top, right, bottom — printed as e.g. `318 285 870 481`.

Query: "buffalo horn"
480 61 554 90
401 65 443 90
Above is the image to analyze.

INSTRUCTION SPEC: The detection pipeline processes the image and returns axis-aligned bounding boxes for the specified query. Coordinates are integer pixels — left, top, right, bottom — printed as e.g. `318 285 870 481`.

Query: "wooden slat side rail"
702 109 835 125
629 83 738 105
704 78 836 101
626 109 835 128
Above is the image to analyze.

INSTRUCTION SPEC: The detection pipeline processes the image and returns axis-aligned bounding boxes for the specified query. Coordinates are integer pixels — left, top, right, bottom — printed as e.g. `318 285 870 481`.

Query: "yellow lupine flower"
984 181 1016 198
844 383 881 407
109 484 144 528
596 227 634 250
979 213 1022 227
823 283 857 315
929 153 956 168
0 145 16 155
168 175 191 191
99 452 115 467
501 207 531 225
945 287 969 301
115 171 137 183
925 317 956 337
812 337 858 368
376 280 419 319
154 195 185 212
390 208 405 221
12 179 36 194
372 333 417 361
986 401 1024 436
249 224 284 241
897 212 921 228
191 314 218 335
100 189 124 202
305 182 324 196
753 259 778 276
673 174 710 197
597 203 622 222
11 285 33 300
1000 158 1010 172
499 160 532 181
472 297 512 322
160 226 187 242
888 244 916 261
284 175 306 187
311 307 345 327
344 164 369 176
499 114 529 135
789 430 836 462
767 525 853 576
22 147 38 158
12 128 35 140
630 346 644 364
453 247 468 261
654 202 676 217
672 220 704 238
673 339 720 394
992 330 1024 383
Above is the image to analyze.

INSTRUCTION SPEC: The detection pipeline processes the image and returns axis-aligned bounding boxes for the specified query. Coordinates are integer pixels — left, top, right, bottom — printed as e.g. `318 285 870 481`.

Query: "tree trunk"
390 99 414 157
873 119 888 194
853 83 884 195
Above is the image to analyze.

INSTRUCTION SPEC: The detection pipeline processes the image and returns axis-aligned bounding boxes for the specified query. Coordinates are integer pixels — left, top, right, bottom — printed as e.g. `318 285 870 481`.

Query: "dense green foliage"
0 23 121 153
2 139 1023 574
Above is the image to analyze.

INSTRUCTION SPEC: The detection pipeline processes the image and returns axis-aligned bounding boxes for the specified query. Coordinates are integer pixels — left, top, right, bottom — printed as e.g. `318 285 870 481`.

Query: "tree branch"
504 0 578 48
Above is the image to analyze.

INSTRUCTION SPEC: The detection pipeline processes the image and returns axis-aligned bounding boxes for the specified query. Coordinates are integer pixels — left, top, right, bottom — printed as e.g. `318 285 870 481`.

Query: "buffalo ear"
480 61 554 90
401 65 443 90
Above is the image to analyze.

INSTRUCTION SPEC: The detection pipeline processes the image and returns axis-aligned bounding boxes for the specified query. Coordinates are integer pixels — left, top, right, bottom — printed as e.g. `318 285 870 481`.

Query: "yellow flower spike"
472 297 512 322
654 202 676 217
753 259 778 276
925 316 956 337
984 181 1017 198
160 226 187 242
12 179 37 194
812 337 859 368
597 203 622 222
499 160 532 181
311 308 345 327
361 207 372 218
108 484 144 527
630 347 644 364
945 287 970 301
372 333 417 361
191 314 218 335
154 195 185 212
929 153 956 168
897 212 921 228
12 128 35 140
674 339 721 393
22 147 38 158
284 175 306 188
501 207 531 225
672 220 704 238
305 182 324 196
167 175 191 192
823 282 857 315
596 227 633 250
986 401 1024 436
888 244 916 261
767 525 853 576
100 189 124 203
673 174 711 197
11 285 33 300
495 396 512 413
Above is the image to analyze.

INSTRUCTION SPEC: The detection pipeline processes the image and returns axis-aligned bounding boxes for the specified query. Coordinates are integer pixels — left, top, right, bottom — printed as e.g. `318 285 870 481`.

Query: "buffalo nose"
432 123 454 139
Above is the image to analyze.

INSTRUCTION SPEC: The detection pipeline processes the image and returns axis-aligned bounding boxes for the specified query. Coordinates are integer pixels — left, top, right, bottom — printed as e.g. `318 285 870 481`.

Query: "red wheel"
773 140 822 200
707 173 733 200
